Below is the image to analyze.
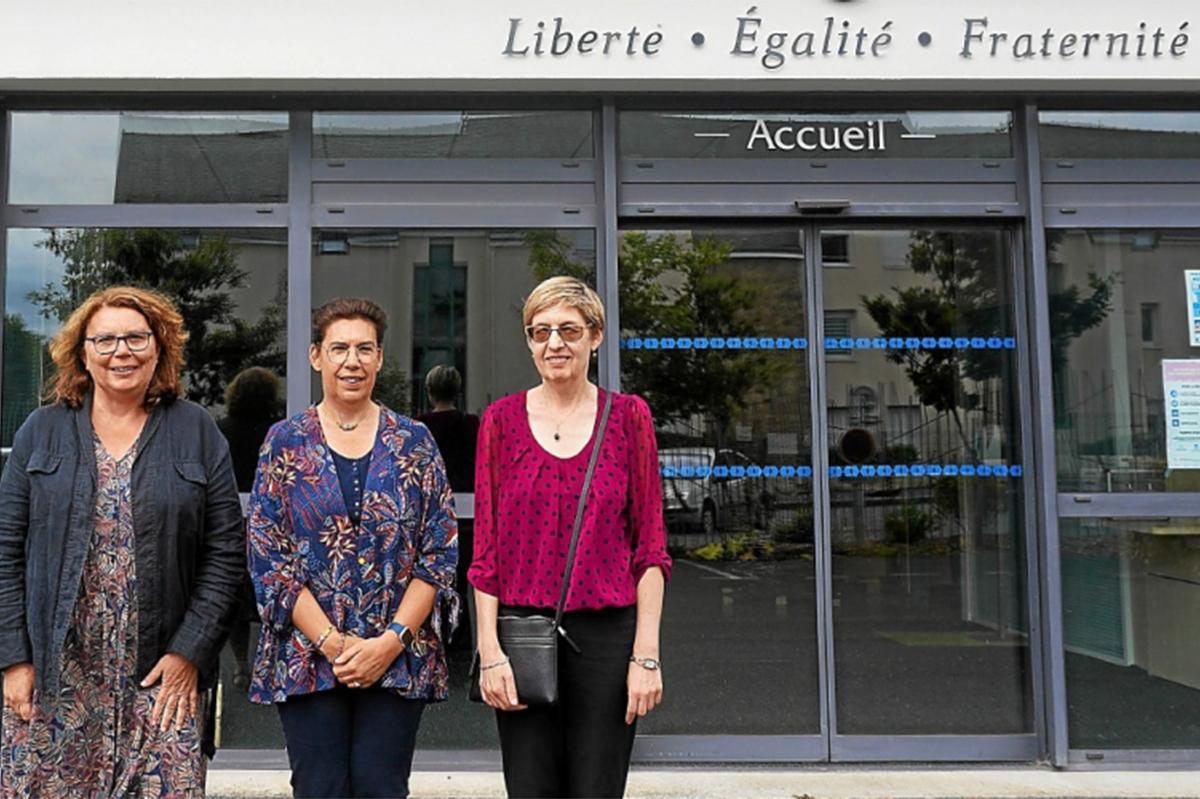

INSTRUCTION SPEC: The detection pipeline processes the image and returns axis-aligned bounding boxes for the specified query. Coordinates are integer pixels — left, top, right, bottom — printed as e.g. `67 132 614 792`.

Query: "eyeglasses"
524 323 591 344
84 330 154 356
326 342 380 364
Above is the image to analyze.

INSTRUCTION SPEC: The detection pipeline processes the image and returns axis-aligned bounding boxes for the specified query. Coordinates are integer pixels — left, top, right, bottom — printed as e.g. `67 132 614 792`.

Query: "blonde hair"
46 285 188 408
522 276 606 332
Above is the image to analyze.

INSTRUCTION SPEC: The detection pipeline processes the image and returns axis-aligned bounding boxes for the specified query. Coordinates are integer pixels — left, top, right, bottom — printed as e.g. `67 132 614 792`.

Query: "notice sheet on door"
1187 270 1200 346
1163 360 1200 469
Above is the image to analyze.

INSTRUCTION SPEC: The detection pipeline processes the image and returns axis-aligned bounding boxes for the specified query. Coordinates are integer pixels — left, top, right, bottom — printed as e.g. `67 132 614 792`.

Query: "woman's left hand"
333 635 401 688
625 659 664 725
142 653 199 731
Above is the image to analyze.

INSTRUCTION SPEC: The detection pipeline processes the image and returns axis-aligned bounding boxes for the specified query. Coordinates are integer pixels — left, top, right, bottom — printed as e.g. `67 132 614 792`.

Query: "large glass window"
0 227 288 746
313 112 594 159
1040 112 1200 159
620 112 1012 159
309 228 596 748
618 227 819 735
2 228 287 441
821 228 1033 735
1059 518 1200 749
7 113 289 204
1049 230 1200 493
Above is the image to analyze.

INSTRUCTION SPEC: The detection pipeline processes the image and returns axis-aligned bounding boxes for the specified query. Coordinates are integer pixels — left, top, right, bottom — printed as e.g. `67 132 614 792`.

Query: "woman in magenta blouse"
469 276 672 799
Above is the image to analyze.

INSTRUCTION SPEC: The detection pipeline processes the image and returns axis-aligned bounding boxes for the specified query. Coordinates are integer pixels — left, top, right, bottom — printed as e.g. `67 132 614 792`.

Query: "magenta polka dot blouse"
468 389 672 611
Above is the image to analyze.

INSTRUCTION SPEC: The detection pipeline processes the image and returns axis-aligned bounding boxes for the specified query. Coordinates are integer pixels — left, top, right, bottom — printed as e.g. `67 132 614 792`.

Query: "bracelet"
313 625 335 651
479 655 510 671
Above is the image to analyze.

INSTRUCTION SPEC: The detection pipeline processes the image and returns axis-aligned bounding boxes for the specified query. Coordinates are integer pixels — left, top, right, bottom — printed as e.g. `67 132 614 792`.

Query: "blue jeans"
277 685 425 798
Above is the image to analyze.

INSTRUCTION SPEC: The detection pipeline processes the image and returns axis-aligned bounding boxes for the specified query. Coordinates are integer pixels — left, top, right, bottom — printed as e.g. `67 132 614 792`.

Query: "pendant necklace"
550 389 589 442
324 403 366 432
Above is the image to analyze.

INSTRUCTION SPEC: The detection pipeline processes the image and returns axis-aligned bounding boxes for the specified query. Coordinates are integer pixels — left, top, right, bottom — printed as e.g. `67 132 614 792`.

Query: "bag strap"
553 388 614 631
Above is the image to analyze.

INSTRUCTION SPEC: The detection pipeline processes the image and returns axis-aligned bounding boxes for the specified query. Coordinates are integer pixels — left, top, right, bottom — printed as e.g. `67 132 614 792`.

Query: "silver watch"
630 655 661 671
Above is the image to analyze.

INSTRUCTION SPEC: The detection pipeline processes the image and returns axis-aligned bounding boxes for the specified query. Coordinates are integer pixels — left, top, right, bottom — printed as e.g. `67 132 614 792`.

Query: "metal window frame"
1029 104 1200 767
5 96 1200 768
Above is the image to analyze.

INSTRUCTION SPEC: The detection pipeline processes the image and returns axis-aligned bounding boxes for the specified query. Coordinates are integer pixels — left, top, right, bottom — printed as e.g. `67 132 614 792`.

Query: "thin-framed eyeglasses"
524 323 592 344
84 330 154 356
326 342 380 364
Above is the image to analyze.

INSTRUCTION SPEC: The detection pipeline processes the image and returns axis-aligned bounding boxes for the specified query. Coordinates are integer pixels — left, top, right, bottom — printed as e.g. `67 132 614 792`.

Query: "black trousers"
496 605 638 799
277 685 425 798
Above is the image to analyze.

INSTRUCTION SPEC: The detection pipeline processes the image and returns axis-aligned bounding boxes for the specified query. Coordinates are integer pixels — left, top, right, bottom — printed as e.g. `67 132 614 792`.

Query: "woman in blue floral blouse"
247 297 458 799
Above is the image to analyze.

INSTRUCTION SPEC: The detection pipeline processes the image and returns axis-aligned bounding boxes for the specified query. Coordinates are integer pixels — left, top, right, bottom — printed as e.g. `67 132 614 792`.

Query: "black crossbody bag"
469 390 613 706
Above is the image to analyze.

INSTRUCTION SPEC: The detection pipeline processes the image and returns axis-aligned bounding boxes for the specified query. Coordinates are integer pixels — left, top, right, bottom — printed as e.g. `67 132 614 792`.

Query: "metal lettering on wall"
3 1 1197 85
502 12 1192 72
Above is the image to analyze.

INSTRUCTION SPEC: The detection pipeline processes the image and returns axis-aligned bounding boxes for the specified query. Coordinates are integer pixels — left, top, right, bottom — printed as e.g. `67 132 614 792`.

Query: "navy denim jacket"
0 395 245 697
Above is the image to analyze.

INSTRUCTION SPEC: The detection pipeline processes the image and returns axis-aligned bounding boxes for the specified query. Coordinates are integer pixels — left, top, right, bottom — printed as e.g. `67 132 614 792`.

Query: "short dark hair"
312 297 388 345
425 364 462 403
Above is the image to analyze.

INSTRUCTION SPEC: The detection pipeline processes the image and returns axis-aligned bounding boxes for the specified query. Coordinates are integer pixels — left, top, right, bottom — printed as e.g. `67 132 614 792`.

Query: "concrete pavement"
207 766 1200 798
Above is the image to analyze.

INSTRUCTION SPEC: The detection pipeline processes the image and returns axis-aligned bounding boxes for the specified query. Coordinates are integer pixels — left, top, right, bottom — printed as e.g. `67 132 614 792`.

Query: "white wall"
2 0 1199 91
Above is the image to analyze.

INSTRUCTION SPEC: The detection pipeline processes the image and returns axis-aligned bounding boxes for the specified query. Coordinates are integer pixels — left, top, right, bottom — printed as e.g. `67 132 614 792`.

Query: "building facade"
2 0 1199 769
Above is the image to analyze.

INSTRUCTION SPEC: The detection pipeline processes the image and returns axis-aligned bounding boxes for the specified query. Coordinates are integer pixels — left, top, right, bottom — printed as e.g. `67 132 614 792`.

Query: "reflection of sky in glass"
5 229 68 339
314 113 468 136
1040 111 1200 134
10 115 120 204
8 112 288 204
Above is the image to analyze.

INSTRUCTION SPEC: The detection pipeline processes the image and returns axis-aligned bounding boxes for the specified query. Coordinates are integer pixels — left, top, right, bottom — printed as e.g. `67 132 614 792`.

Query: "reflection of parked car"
659 447 769 536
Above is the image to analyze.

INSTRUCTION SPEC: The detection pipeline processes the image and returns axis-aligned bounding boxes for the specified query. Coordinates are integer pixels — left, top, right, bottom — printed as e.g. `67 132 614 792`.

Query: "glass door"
814 225 1037 760
618 226 825 759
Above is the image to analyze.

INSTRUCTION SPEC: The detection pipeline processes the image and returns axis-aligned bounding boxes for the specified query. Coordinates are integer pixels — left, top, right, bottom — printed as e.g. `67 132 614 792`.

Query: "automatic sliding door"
619 227 823 754
816 227 1036 758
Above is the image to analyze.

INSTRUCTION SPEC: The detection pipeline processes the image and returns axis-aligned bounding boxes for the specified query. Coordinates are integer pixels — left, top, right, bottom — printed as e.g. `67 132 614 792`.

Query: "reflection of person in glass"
469 276 672 798
417 365 479 494
247 298 458 798
0 286 245 796
217 366 286 689
416 365 479 649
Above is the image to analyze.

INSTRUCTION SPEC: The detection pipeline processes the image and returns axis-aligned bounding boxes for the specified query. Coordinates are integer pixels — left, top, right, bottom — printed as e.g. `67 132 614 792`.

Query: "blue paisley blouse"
247 406 459 705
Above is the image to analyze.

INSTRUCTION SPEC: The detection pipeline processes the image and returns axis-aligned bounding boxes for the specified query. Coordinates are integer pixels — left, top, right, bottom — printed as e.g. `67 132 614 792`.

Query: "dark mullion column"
1011 104 1049 766
805 222 836 756
287 111 314 415
1019 101 1070 768
596 99 620 392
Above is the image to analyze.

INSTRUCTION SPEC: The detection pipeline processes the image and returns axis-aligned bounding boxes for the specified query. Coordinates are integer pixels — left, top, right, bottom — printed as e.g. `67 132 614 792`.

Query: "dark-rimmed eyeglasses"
524 323 591 344
84 330 154 356
326 342 380 365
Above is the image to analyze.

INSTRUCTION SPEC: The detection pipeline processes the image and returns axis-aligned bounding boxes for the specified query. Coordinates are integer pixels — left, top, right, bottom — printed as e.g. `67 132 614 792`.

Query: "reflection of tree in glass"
29 229 286 407
373 363 412 416
861 230 1111 453
1 314 50 447
526 230 785 439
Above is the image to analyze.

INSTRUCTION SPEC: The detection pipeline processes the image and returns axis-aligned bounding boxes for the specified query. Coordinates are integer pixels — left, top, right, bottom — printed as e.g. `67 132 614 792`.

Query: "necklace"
323 403 369 432
547 388 590 442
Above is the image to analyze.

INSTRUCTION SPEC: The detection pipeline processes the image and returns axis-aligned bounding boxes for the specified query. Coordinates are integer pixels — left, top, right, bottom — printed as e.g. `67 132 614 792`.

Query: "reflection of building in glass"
313 230 595 417
1051 230 1200 492
113 113 288 204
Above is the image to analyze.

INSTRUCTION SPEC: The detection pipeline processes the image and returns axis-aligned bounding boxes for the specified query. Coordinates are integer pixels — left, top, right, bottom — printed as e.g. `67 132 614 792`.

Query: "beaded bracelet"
479 655 510 671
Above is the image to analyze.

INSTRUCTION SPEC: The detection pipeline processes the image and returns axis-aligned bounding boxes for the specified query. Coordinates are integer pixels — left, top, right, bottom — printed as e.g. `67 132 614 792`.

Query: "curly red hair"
45 286 188 408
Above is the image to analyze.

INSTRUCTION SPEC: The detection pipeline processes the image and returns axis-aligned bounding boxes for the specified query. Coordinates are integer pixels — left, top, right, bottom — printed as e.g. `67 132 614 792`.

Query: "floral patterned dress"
0 439 206 798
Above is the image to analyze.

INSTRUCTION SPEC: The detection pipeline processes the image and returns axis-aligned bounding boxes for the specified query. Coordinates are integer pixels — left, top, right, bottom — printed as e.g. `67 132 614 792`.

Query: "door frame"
802 220 1042 762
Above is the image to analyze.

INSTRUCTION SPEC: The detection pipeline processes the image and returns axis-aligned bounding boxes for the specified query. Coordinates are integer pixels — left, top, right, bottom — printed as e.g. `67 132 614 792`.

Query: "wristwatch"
387 622 414 649
630 654 661 671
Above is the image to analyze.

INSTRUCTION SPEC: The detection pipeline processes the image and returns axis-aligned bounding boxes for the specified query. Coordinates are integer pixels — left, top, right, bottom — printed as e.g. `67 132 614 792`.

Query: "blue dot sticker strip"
660 464 1023 479
623 336 1016 351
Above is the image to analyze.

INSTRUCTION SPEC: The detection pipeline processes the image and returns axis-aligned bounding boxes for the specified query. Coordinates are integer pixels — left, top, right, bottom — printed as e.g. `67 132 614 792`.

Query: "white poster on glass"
1187 270 1200 347
1163 360 1200 469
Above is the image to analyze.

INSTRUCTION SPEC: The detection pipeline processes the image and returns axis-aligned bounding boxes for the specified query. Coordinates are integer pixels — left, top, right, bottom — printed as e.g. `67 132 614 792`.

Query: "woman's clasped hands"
320 631 403 689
